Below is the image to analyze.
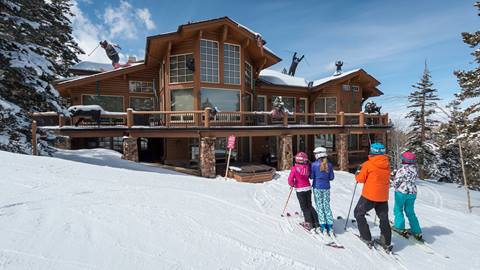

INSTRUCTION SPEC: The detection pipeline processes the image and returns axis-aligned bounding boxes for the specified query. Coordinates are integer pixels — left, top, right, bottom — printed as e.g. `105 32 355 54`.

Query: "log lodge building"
39 17 390 178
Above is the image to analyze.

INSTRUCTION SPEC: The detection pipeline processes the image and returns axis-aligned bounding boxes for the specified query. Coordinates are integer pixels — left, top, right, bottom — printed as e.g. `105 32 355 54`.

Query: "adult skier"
392 152 423 241
311 147 335 236
100 40 121 68
354 143 392 250
288 152 319 231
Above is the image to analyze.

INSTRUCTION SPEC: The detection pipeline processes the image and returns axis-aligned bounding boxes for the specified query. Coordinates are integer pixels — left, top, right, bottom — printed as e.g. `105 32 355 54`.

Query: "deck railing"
31 109 389 129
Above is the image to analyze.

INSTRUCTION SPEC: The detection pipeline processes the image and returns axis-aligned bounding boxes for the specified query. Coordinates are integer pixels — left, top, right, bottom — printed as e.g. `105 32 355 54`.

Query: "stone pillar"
122 136 139 162
278 135 293 171
200 137 216 178
336 133 349 171
54 136 71 149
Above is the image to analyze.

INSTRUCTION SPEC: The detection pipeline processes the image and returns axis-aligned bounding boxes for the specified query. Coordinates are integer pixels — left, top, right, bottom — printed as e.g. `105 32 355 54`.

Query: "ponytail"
320 158 328 172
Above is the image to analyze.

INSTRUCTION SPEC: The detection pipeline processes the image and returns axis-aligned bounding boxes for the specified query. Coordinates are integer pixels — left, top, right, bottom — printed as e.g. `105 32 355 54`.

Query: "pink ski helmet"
295 152 308 164
401 152 416 164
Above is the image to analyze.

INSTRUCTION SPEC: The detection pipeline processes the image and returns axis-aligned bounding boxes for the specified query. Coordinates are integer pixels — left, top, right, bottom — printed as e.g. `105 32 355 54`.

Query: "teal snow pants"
313 189 334 231
393 191 422 235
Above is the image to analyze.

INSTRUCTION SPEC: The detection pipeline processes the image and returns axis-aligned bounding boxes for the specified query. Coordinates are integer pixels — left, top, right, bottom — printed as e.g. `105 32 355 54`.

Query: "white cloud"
136 8 156 30
103 0 156 40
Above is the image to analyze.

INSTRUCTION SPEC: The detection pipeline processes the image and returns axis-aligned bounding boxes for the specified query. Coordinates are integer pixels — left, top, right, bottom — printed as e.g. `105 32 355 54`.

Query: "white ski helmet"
313 147 328 159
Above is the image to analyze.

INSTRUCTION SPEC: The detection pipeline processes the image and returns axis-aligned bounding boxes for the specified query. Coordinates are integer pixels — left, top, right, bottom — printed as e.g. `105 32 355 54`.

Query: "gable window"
223 43 240 85
341 84 360 92
314 97 337 122
245 62 253 89
129 81 153 93
83 95 124 112
169 54 194 83
200 39 219 83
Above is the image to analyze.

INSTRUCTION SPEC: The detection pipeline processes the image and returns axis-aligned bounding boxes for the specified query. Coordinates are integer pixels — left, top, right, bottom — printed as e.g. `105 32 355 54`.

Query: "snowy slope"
0 149 479 270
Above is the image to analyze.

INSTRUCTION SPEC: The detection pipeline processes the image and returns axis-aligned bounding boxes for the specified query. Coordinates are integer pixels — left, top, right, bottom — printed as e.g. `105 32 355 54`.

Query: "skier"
288 152 319 231
311 147 335 236
99 40 121 68
392 152 423 241
354 143 392 250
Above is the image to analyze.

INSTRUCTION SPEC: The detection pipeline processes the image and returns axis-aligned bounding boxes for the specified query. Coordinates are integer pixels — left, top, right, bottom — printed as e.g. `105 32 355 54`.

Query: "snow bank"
0 149 479 269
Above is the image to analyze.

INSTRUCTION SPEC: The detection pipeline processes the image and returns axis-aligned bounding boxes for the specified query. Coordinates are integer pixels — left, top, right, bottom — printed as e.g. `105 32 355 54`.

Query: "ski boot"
412 233 424 242
374 235 393 253
299 221 312 232
357 235 374 249
392 226 409 238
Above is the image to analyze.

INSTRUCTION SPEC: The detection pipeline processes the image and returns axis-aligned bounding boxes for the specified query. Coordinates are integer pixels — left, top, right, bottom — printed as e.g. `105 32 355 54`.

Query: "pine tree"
406 61 440 179
0 0 83 153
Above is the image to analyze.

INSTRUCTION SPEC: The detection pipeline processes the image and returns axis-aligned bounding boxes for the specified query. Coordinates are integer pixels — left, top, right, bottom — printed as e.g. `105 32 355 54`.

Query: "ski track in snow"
0 149 479 269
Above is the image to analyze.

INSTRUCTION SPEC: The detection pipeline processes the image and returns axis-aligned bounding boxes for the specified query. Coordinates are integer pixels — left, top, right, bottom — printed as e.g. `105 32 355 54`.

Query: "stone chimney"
127 55 137 63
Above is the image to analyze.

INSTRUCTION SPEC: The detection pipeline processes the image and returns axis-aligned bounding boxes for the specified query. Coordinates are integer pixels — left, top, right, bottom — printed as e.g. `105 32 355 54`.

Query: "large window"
223 43 240 85
272 96 295 121
169 54 194 83
314 97 337 122
200 39 219 83
200 88 240 111
257 95 267 124
298 98 308 123
349 134 360 151
245 62 253 89
130 97 154 111
129 81 153 93
171 88 194 111
83 95 123 112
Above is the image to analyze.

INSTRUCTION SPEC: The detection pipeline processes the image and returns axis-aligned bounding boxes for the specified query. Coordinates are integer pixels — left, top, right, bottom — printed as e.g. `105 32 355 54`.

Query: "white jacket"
393 164 418 194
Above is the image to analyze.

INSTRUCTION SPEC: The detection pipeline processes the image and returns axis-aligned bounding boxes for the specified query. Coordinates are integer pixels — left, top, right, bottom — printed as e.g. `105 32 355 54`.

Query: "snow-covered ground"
0 149 479 270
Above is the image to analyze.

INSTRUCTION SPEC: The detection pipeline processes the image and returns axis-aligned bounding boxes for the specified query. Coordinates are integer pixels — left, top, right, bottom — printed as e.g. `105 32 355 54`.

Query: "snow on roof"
312 69 361 87
259 69 363 88
259 69 309 87
70 61 114 72
59 62 144 84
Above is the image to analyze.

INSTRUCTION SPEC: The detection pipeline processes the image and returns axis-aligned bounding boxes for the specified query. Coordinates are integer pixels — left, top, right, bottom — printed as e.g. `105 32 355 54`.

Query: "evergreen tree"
0 0 83 153
406 61 440 179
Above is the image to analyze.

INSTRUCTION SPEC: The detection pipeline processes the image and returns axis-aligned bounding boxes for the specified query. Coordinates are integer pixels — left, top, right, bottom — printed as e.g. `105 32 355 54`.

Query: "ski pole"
88 44 100 56
344 181 358 230
281 186 294 217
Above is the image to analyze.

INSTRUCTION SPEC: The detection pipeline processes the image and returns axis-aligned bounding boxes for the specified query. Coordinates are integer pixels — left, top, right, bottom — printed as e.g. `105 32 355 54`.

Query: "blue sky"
71 0 478 125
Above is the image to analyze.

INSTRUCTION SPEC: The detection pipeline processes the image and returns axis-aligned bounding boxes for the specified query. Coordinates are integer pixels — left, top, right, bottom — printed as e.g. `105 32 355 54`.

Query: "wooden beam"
32 121 37 155
242 38 250 48
198 30 203 40
221 25 228 42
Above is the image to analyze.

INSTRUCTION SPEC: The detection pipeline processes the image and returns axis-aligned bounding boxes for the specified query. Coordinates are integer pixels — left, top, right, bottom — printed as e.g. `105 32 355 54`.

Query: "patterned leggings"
313 189 334 230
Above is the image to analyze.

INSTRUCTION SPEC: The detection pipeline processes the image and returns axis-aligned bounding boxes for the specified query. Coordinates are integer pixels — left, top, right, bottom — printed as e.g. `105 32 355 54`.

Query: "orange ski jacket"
355 155 391 202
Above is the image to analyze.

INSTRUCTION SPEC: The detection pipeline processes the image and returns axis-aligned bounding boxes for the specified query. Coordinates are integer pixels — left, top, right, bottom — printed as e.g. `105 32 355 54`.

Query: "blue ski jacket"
310 160 334 189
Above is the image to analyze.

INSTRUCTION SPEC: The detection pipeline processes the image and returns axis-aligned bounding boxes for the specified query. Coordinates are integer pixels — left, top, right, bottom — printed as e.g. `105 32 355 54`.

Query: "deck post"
127 108 133 128
32 120 37 155
58 114 65 127
283 112 288 127
359 112 365 127
339 111 345 126
278 135 293 171
122 136 139 162
337 133 349 171
204 107 211 128
199 136 216 178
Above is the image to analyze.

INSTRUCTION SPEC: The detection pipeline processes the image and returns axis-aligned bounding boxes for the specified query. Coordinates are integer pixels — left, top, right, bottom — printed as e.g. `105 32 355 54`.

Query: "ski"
352 233 406 269
285 214 345 249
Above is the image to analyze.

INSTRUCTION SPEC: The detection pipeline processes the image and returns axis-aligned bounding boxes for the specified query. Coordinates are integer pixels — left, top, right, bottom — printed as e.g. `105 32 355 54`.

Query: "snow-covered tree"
0 0 83 153
406 61 440 179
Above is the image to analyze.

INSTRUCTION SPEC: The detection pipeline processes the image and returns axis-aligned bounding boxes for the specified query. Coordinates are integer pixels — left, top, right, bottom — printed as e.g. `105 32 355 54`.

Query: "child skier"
311 147 335 236
288 152 319 231
354 143 392 250
392 152 423 241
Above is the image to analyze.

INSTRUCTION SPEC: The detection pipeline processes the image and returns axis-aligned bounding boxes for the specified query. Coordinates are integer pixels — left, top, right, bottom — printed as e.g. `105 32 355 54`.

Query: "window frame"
82 94 125 112
169 53 194 84
200 88 242 122
314 97 337 123
223 42 241 85
272 95 296 122
129 80 154 93
129 96 155 111
245 61 253 89
200 39 219 83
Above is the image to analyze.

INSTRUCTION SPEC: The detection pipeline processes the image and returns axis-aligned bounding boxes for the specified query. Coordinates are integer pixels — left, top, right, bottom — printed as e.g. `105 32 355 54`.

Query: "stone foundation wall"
122 137 139 162
200 137 216 178
278 135 293 171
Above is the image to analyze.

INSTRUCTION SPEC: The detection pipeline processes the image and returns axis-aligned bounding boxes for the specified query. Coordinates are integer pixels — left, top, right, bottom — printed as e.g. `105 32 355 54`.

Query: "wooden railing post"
32 120 37 156
58 114 65 127
204 107 211 128
127 108 133 128
384 113 389 125
339 111 345 126
283 112 288 127
359 112 365 127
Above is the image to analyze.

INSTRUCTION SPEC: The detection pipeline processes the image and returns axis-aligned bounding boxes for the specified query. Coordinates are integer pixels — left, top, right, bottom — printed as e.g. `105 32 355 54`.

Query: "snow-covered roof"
58 62 144 85
259 69 309 87
70 61 114 72
259 68 364 88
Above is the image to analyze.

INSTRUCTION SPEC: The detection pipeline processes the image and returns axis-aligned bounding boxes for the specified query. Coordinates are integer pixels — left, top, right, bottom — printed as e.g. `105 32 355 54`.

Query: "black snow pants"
354 196 391 245
296 190 319 228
